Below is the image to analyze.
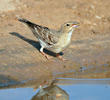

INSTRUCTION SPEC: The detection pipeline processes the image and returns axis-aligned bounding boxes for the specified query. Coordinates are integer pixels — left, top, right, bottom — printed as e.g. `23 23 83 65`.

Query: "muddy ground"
0 0 110 88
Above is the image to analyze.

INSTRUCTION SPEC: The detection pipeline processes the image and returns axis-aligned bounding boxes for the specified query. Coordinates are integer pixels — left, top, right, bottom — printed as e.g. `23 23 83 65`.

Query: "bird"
18 18 79 60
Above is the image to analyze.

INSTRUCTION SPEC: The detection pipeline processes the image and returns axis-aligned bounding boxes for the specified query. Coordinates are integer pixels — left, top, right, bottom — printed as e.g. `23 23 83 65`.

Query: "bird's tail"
18 18 35 27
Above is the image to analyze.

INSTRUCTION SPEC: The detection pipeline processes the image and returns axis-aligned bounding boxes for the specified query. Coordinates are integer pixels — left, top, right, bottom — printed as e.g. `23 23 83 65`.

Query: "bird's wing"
18 18 59 45
32 24 59 45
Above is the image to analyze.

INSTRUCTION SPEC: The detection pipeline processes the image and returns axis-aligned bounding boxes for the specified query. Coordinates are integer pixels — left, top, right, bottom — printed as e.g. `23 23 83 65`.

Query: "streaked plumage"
18 18 79 60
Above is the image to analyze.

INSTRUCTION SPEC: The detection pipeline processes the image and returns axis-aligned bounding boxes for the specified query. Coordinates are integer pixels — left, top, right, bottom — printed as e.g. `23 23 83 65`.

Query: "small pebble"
96 15 102 19
90 5 95 9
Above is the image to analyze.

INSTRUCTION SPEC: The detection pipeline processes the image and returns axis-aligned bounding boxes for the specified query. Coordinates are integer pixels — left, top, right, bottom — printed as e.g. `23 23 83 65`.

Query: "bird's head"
60 21 80 33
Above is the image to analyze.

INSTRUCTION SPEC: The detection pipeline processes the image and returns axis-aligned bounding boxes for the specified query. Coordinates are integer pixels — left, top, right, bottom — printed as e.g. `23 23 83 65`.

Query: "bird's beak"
72 23 80 28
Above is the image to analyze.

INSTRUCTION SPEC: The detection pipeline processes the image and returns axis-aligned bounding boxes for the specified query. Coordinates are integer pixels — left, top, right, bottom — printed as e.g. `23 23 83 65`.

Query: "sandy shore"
0 0 110 88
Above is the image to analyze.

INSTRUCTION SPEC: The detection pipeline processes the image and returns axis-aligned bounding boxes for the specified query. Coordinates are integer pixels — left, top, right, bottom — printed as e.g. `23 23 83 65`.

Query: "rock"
96 15 102 19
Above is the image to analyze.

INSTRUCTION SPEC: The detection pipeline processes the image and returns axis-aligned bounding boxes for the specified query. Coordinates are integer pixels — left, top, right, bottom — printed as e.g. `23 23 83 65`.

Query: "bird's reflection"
31 84 69 100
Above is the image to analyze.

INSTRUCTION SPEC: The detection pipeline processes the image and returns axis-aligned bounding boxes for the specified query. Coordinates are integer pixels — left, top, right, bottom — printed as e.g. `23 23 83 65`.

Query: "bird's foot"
40 52 52 60
56 54 67 61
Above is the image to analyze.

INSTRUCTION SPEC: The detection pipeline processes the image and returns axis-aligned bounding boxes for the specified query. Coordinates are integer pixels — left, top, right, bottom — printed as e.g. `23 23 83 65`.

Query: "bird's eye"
66 24 70 26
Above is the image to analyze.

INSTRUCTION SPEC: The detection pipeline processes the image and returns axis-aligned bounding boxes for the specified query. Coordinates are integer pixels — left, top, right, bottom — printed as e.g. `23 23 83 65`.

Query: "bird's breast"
57 33 72 50
47 31 73 53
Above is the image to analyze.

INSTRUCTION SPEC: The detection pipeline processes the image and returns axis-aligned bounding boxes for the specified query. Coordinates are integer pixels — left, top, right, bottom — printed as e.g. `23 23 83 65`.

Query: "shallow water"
0 79 110 100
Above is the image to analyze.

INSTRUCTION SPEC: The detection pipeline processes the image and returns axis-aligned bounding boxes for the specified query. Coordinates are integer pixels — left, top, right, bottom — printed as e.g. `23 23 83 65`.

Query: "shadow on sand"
9 32 63 57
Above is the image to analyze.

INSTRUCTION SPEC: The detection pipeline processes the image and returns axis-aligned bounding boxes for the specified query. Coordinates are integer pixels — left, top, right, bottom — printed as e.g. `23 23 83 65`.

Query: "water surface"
0 79 110 100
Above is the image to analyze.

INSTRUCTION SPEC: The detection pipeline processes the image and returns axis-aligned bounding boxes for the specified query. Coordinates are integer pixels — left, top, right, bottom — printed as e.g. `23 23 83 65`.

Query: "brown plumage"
18 18 79 60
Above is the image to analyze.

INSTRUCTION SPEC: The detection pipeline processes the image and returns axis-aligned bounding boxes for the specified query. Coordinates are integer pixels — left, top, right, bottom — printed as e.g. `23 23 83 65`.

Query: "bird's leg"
40 46 52 60
56 53 67 61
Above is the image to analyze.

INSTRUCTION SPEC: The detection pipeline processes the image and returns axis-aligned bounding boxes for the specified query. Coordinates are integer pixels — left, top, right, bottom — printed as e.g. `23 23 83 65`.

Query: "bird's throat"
67 29 73 42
